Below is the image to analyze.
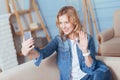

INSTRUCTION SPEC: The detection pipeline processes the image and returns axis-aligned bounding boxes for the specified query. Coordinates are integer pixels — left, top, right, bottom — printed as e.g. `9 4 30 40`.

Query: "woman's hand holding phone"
21 31 35 56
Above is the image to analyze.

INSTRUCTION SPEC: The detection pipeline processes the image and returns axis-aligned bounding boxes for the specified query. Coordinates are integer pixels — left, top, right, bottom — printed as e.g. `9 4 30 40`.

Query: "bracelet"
83 50 90 57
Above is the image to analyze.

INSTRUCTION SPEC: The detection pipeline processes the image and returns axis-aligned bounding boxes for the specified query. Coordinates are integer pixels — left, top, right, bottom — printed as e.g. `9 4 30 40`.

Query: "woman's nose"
62 23 66 28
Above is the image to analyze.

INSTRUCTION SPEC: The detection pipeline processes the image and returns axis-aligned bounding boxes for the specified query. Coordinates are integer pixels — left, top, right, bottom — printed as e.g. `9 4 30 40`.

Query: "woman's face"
59 14 74 36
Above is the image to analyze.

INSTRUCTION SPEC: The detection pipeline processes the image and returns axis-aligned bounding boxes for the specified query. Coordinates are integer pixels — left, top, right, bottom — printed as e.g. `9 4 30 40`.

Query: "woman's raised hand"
21 38 35 56
76 31 88 53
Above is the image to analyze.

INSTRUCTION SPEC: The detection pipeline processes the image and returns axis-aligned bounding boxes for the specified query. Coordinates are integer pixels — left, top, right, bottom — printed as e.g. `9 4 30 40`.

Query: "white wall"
0 0 26 15
0 0 7 15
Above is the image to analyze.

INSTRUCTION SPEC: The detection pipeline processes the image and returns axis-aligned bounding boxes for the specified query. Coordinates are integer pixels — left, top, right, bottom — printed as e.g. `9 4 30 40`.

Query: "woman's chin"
64 33 69 35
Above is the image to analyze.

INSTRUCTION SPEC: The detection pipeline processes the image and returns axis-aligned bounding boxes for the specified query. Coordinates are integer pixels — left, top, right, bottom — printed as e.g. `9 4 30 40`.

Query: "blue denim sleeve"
33 35 59 66
82 35 97 73
34 47 43 66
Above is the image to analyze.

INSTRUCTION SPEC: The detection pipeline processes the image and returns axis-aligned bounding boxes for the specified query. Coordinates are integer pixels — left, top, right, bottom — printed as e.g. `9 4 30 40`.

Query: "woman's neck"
68 33 77 40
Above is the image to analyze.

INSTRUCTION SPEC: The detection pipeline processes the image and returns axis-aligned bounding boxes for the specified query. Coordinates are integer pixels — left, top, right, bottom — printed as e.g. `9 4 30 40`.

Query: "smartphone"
24 31 32 41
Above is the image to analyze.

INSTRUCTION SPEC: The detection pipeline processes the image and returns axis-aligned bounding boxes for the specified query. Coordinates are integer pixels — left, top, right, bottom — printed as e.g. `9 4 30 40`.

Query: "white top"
70 40 86 80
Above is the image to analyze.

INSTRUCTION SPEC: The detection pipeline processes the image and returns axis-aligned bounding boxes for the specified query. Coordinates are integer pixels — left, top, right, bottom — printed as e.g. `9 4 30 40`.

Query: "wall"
0 0 26 15
0 0 7 14
93 0 120 32
37 0 66 39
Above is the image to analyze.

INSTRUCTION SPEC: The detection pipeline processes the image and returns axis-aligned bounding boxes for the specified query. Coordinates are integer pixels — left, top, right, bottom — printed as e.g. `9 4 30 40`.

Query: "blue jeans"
81 69 112 80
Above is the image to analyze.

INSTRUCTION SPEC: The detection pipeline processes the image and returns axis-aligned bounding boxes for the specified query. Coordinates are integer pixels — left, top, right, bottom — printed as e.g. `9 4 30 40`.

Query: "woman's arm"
83 34 96 69
84 55 93 67
76 31 94 67
21 36 59 60
21 38 40 59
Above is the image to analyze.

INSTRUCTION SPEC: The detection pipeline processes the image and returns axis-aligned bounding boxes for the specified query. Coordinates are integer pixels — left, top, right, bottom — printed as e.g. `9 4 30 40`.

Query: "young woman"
21 6 112 80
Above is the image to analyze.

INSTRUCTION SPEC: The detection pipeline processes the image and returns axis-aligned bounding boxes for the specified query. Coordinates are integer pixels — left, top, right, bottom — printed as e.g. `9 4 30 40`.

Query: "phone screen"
24 31 32 41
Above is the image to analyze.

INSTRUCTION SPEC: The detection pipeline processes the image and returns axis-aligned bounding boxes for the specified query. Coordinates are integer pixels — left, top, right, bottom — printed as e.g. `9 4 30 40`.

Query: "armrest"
0 54 59 80
96 56 120 80
97 28 114 44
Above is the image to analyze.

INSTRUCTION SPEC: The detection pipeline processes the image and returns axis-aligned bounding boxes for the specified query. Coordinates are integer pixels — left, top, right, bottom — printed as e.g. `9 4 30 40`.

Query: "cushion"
113 10 120 37
100 37 120 54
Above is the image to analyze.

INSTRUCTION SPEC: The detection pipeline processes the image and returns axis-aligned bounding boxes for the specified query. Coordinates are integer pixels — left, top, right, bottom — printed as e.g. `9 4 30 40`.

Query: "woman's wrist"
82 49 88 53
82 50 90 57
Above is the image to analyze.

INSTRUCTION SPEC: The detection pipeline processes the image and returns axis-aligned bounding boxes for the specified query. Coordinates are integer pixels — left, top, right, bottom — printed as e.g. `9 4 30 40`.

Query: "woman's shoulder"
54 35 61 39
53 35 63 41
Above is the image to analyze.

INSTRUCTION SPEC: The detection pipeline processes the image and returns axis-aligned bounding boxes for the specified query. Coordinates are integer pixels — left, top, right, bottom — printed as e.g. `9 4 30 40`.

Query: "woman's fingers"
26 38 34 47
21 38 34 56
79 31 85 40
85 33 88 41
28 45 35 51
78 31 88 53
23 38 34 46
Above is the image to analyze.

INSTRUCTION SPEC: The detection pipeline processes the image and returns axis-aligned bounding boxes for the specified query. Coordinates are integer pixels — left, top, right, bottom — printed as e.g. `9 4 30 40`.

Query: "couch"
97 10 120 56
0 53 120 80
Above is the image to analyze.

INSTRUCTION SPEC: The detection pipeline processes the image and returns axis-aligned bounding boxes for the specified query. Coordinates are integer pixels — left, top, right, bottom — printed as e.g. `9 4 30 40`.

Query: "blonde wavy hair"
56 6 83 39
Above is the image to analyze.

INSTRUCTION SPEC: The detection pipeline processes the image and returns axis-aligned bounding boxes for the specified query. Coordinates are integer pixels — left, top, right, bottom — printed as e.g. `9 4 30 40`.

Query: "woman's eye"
65 21 69 24
59 22 62 25
65 22 68 23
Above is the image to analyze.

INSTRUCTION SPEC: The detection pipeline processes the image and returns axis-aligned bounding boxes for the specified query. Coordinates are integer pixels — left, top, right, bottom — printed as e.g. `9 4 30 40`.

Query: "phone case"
24 31 32 40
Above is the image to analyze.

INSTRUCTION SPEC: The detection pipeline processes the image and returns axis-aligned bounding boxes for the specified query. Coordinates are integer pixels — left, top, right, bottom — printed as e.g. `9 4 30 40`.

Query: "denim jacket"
34 34 109 80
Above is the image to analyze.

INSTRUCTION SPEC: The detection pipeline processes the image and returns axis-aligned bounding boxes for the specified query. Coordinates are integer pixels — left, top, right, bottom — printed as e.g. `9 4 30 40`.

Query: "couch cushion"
113 10 120 37
0 53 59 80
100 37 120 54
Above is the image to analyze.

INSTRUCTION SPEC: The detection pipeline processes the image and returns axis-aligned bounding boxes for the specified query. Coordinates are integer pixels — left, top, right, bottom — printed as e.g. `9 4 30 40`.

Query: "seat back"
113 10 120 37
